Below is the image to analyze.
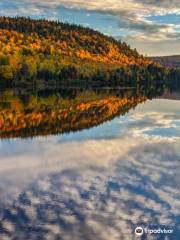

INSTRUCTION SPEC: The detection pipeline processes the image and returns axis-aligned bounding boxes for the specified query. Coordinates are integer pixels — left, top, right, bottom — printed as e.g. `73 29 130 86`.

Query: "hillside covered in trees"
149 55 180 68
0 16 179 89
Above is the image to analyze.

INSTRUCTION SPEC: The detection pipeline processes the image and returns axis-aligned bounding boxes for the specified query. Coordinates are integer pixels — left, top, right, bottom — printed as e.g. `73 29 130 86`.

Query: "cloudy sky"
0 1 180 56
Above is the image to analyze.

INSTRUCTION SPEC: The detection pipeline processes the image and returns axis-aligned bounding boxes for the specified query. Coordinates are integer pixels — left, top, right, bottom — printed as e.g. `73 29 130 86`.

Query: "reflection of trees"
0 94 147 139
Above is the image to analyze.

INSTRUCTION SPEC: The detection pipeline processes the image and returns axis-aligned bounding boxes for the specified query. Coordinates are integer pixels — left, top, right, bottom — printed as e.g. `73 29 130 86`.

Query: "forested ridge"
0 16 179 88
149 55 180 68
0 16 145 62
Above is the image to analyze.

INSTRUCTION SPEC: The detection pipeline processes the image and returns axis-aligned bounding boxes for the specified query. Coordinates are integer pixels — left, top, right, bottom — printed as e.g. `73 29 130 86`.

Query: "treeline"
0 17 179 89
0 55 179 90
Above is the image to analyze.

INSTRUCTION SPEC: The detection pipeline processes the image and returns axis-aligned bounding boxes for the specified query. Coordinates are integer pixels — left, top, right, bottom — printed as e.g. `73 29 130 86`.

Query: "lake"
0 88 180 240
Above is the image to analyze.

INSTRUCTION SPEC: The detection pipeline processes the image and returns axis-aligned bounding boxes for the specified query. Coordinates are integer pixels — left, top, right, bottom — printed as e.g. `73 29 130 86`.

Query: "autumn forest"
0 16 179 90
0 16 180 138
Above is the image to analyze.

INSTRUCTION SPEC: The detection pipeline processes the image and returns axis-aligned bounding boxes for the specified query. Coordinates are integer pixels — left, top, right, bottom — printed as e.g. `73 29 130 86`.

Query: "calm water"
0 96 180 239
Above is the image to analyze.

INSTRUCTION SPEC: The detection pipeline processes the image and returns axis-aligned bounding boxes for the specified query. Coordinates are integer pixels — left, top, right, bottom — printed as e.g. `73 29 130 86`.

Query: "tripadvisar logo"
135 227 144 236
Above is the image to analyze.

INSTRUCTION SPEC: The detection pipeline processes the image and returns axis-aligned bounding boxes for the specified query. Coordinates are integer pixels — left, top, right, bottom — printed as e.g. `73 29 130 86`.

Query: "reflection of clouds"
0 99 180 239
0 140 179 239
123 100 180 145
130 112 177 128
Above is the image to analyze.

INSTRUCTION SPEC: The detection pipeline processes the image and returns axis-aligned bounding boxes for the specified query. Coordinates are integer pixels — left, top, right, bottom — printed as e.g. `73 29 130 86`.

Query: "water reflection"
0 98 180 240
0 88 148 139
